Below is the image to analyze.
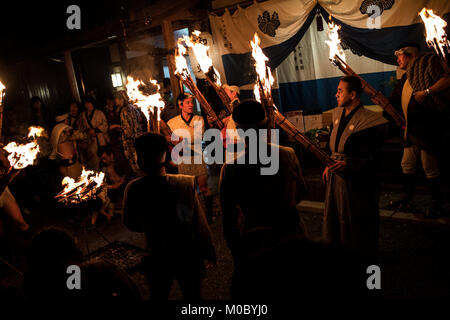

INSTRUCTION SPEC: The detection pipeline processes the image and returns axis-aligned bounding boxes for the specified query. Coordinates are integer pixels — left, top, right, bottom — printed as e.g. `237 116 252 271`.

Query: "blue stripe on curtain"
222 5 318 87
318 6 442 65
279 71 396 114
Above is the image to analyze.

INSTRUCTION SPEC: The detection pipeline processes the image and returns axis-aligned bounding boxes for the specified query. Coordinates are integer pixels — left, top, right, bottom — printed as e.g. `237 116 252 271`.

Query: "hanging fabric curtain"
209 0 450 84
209 0 450 112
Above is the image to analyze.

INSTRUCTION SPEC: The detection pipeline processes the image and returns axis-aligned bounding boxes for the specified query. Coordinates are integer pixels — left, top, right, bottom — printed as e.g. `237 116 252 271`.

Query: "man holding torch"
388 44 450 218
167 93 211 209
322 76 388 261
220 99 306 265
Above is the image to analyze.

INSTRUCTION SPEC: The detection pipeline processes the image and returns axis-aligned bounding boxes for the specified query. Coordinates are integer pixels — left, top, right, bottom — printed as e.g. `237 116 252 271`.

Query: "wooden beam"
63 50 81 102
162 19 181 101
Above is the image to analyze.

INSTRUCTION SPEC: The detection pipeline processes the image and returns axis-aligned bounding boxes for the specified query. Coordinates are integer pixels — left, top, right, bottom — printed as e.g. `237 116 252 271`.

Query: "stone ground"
1 167 450 300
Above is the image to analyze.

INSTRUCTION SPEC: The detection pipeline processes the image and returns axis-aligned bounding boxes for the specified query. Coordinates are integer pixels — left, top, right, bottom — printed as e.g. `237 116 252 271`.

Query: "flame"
4 141 39 169
126 76 165 122
0 81 5 105
184 35 212 72
325 21 346 62
3 126 45 169
28 126 45 139
253 84 261 103
57 168 105 204
250 33 274 100
419 8 449 58
175 41 190 79
182 31 222 86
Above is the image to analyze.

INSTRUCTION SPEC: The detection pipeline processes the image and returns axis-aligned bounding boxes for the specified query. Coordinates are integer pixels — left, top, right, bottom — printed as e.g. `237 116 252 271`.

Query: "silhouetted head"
232 99 267 130
135 133 168 174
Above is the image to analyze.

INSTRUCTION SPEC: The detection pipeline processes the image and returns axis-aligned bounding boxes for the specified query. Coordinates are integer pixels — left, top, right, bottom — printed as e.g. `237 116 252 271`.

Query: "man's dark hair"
340 76 363 97
30 96 42 107
114 90 129 103
97 145 114 158
67 99 79 110
232 99 267 129
135 133 168 173
176 93 193 107
84 95 96 106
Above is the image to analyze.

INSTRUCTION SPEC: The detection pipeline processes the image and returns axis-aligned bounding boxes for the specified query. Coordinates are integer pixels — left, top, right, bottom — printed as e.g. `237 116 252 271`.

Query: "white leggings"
401 145 440 178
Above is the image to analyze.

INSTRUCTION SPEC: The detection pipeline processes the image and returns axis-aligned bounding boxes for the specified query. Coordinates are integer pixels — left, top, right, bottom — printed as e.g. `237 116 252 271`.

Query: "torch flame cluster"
182 31 222 86
325 21 346 63
56 168 105 204
3 126 45 170
419 8 449 61
175 41 190 79
250 33 274 103
126 76 165 122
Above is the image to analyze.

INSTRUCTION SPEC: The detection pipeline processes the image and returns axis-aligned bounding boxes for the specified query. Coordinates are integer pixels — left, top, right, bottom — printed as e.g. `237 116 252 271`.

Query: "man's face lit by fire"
336 81 354 108
32 101 41 112
69 103 78 116
100 152 113 166
397 53 412 70
85 102 94 113
115 97 124 107
180 97 194 115
106 99 114 109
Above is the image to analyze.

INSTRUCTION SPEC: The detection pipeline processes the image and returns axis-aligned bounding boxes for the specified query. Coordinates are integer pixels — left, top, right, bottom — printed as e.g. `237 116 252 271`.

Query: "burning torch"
0 126 45 195
184 31 234 114
250 33 335 166
251 33 276 132
55 168 105 205
126 76 167 133
419 8 450 75
174 40 224 129
326 21 406 128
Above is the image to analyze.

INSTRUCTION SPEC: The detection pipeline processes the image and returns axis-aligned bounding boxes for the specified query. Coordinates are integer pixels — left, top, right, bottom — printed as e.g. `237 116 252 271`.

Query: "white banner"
277 17 396 84
209 0 316 55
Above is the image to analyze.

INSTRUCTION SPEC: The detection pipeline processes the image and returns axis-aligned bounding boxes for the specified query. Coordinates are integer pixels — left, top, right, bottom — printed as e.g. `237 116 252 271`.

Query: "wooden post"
63 50 81 102
162 20 182 100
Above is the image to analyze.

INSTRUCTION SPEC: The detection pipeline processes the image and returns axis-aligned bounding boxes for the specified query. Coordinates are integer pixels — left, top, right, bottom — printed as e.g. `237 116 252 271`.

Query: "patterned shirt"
119 104 147 174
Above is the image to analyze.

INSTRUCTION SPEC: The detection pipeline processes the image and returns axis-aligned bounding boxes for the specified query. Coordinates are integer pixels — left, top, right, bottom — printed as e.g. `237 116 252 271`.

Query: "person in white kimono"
49 112 82 179
79 96 109 170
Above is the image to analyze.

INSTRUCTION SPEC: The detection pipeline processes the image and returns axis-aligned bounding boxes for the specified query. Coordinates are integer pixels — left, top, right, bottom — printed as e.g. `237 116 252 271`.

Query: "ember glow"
419 8 449 60
56 168 105 204
183 31 222 86
0 81 5 105
126 76 165 122
325 21 346 63
28 126 45 139
250 33 274 101
3 126 45 169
